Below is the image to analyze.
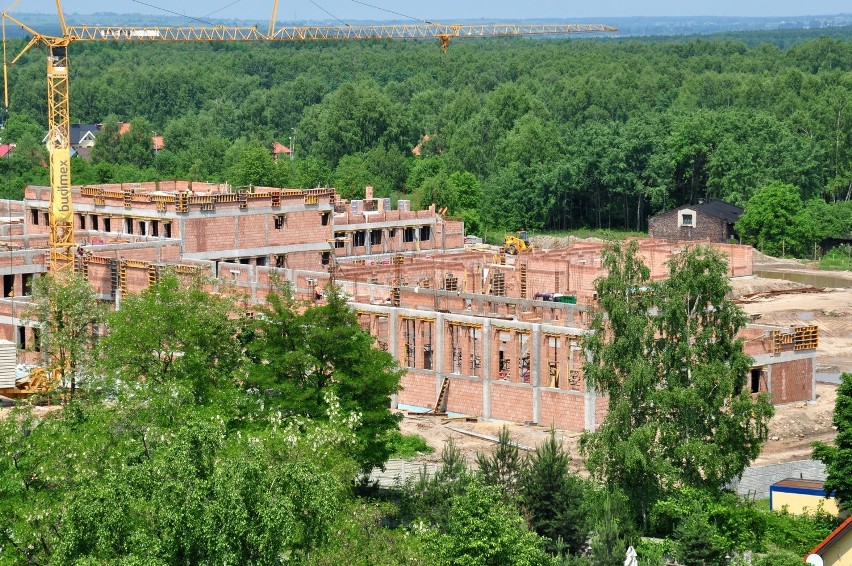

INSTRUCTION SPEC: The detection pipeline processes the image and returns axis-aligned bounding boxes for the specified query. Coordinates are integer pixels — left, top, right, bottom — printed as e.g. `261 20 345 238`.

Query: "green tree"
244 284 403 471
119 116 156 169
813 372 852 511
673 510 727 566
736 181 809 257
96 272 243 405
476 425 523 499
422 478 552 566
227 139 277 188
333 153 373 199
90 115 122 164
24 271 105 395
587 490 632 566
581 242 774 527
518 429 589 556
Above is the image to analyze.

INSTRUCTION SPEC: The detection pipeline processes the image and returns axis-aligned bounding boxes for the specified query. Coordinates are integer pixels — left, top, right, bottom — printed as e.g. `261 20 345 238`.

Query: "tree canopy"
1 31 851 235
581 242 774 526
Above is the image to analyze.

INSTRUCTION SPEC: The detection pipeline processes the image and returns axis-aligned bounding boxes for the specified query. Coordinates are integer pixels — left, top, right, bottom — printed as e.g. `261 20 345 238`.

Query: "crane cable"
351 0 436 25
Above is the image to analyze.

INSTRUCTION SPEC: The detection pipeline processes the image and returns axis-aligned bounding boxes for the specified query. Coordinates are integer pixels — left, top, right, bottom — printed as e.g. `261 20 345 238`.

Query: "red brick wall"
445 377 483 416
490 382 534 423
771 358 813 404
539 391 586 430
182 217 236 253
399 370 437 409
87 262 114 296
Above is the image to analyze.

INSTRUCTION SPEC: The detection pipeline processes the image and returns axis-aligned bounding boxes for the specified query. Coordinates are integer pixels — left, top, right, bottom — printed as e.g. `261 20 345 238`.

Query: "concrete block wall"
729 459 827 499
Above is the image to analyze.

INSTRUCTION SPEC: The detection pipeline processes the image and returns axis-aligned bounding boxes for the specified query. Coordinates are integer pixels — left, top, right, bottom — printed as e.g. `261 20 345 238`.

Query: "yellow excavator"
504 231 531 255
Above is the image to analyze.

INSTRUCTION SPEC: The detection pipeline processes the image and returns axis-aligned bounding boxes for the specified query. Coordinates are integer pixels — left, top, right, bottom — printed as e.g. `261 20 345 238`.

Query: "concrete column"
366 230 372 255
482 319 492 419
584 349 597 431
531 325 542 424
382 228 389 254
435 312 445 396
389 309 399 364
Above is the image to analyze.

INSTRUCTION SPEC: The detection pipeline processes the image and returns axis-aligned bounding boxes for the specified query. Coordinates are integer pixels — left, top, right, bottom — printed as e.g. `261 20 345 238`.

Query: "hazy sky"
9 0 852 22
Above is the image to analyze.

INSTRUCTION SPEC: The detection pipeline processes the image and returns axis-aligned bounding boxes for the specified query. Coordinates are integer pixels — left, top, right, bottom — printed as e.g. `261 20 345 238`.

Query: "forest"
0 28 851 244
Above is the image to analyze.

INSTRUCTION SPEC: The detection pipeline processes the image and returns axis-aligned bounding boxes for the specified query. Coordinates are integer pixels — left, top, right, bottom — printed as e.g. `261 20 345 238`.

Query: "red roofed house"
0 143 15 158
272 142 292 161
805 514 852 565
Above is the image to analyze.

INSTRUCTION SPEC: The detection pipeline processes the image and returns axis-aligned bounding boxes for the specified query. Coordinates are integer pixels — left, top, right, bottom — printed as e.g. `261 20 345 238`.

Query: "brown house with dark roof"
648 200 743 243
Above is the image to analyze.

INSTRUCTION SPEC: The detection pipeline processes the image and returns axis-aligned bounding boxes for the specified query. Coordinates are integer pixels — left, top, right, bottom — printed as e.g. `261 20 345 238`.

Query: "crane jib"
50 150 73 223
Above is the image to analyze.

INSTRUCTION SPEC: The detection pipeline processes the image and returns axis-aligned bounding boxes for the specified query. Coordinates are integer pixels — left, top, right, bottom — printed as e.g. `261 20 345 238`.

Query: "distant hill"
3 12 852 39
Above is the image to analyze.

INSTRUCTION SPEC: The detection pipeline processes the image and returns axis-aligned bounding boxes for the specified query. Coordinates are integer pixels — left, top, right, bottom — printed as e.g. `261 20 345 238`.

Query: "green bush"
387 431 434 459
751 548 806 566
762 507 838 557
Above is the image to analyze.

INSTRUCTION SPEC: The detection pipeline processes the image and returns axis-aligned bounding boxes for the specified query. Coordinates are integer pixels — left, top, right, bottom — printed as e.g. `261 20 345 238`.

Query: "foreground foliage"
813 372 852 511
581 242 774 527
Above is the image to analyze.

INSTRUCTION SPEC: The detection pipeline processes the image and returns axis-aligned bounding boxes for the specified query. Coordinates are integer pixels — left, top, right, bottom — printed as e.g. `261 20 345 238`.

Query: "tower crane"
2 0 616 272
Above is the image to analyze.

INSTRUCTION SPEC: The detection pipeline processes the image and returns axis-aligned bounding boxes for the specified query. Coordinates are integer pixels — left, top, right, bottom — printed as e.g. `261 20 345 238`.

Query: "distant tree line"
1 30 851 244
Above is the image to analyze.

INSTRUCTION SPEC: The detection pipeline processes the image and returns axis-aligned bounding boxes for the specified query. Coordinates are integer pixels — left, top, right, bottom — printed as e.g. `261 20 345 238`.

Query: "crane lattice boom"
2 1 616 272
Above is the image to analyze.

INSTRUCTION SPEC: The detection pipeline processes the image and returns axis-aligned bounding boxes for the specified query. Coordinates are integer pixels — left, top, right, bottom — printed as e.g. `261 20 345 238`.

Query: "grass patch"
482 228 646 246
387 431 434 459
541 228 647 240
819 245 852 271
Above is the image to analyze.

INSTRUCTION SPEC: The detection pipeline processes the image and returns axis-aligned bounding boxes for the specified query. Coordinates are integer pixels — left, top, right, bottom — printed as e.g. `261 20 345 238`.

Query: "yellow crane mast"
2 0 616 272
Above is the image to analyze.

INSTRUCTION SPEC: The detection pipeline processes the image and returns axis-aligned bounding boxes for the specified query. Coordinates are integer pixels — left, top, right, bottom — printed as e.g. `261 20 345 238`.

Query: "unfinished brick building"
0 182 818 430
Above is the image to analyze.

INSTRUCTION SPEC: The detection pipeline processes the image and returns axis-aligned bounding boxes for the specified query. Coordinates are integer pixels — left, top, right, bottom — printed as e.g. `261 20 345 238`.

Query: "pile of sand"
751 250 808 268
530 235 607 250
728 276 811 299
